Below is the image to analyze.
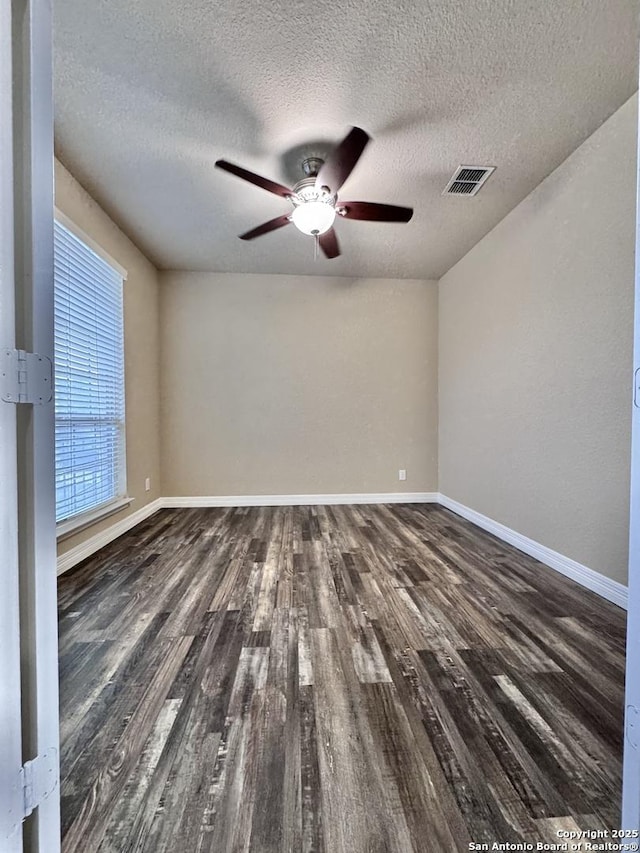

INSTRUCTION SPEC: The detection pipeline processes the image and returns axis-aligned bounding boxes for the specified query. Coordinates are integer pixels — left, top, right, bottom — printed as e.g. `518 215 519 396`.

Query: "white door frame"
2 0 61 850
0 1 27 848
622 58 640 831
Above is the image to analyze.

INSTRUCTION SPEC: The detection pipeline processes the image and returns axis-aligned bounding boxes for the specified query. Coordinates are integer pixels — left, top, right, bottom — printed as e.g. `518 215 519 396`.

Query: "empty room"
2 0 640 851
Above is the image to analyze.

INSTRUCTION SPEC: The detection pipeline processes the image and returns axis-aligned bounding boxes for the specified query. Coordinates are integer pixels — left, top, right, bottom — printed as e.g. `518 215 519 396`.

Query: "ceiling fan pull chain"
314 233 319 261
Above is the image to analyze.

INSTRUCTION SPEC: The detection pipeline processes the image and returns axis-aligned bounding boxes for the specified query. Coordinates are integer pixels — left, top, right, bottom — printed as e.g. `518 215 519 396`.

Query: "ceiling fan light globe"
291 201 336 236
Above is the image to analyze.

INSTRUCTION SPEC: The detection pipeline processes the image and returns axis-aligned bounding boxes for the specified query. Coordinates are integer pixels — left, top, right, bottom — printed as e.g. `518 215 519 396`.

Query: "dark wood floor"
58 504 626 852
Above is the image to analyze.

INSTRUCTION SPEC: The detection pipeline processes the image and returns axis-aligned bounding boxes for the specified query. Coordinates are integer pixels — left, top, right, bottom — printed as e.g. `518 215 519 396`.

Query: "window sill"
56 496 134 541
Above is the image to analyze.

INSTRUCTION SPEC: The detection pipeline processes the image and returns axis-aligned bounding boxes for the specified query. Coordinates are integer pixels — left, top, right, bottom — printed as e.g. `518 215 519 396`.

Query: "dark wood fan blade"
239 215 292 240
315 127 370 194
216 160 293 199
339 201 413 222
319 228 340 259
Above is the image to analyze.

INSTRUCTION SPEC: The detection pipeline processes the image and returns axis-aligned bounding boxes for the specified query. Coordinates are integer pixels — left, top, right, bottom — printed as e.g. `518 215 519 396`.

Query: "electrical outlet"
398 469 406 481
145 477 151 492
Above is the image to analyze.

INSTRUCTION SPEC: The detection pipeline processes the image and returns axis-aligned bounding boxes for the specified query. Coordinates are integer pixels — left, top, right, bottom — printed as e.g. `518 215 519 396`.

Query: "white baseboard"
56 490 628 611
438 494 628 610
56 493 437 574
56 498 164 576
162 492 439 508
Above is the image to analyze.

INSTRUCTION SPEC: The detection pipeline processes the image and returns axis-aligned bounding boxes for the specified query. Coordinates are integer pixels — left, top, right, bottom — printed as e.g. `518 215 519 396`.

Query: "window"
54 217 127 526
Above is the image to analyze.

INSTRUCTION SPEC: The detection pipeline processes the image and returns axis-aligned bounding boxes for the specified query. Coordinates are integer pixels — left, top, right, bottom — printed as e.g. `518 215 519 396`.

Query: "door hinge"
20 749 58 819
626 705 640 749
1 348 53 405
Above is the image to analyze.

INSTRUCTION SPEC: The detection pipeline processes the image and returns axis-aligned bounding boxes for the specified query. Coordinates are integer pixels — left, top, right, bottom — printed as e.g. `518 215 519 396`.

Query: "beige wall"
160 273 438 496
438 95 637 585
56 93 637 588
55 159 162 557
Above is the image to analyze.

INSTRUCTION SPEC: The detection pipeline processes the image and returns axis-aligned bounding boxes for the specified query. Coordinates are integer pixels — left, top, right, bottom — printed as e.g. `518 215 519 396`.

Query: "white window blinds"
54 219 126 524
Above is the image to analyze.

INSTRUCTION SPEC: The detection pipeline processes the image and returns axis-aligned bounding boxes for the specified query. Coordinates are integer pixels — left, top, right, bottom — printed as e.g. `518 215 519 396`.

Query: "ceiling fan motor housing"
292 176 335 204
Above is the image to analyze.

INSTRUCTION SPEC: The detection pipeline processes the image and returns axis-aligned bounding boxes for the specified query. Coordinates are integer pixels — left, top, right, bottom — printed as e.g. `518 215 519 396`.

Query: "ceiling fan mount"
300 156 324 179
215 127 413 259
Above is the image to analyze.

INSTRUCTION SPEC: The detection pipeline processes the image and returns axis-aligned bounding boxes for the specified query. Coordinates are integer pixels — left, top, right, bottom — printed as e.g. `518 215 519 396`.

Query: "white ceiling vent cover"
443 165 495 196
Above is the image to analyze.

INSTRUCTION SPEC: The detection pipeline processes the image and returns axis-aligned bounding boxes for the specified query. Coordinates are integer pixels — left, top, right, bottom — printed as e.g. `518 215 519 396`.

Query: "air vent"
443 165 495 196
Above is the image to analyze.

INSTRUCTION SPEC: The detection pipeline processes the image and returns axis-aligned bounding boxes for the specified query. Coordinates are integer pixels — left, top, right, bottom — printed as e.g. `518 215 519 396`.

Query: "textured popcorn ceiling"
54 0 638 278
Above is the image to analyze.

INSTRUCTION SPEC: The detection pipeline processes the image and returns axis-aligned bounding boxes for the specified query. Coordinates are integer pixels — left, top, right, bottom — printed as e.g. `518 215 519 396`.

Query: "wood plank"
58 504 626 851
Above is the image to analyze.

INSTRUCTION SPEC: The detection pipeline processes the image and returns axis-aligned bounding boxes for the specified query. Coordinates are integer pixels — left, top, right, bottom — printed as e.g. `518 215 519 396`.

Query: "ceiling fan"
215 127 413 259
